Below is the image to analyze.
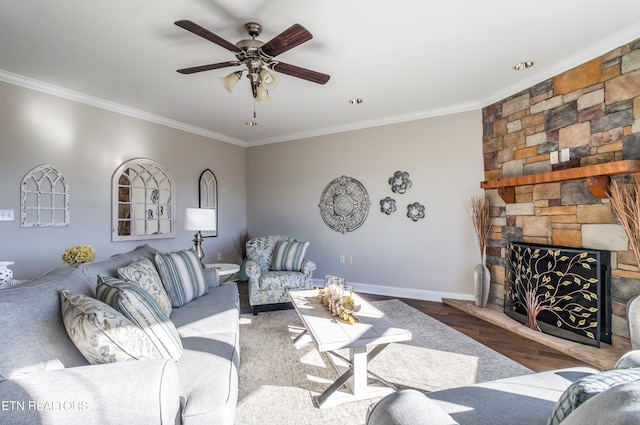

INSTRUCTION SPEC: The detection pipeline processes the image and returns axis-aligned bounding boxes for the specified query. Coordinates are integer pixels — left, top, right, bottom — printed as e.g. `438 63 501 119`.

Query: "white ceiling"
2 1 640 147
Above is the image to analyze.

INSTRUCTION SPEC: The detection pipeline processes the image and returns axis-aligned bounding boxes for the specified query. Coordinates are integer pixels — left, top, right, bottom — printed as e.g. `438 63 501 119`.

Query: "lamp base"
192 231 205 260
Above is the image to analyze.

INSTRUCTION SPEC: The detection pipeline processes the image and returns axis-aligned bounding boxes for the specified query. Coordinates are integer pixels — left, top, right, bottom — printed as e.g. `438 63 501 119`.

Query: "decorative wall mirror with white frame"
21 164 70 227
199 169 218 237
112 158 175 241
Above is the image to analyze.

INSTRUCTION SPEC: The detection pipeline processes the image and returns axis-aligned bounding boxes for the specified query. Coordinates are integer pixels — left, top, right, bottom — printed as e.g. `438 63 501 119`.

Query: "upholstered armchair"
245 235 316 314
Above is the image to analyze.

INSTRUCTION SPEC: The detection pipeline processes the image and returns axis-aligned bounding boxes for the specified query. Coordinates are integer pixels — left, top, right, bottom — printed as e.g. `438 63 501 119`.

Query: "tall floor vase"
473 261 491 308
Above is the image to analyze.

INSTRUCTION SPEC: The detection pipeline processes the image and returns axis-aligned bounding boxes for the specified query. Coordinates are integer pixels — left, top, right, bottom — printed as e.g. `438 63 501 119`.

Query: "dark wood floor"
237 282 592 373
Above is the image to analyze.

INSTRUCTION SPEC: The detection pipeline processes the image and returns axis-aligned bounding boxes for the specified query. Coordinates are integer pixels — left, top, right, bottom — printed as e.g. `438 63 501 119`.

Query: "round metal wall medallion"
319 175 370 234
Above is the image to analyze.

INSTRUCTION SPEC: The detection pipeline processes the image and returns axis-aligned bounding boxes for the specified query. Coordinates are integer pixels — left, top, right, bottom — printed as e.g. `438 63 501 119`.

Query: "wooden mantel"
481 160 640 203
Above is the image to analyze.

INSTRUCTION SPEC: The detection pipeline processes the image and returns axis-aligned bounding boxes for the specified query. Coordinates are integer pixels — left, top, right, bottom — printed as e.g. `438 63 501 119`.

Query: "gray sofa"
0 245 239 425
367 351 640 425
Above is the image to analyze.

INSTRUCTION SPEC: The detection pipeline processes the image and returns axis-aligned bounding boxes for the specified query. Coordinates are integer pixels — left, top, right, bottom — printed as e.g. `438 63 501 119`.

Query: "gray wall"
0 81 247 279
246 110 484 301
1 79 485 302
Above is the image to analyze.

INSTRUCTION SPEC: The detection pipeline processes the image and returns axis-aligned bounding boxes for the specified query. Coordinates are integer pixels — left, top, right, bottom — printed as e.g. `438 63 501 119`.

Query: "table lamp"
183 208 216 260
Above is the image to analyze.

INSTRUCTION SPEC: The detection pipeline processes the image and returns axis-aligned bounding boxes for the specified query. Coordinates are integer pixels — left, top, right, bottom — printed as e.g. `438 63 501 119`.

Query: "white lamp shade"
183 208 216 231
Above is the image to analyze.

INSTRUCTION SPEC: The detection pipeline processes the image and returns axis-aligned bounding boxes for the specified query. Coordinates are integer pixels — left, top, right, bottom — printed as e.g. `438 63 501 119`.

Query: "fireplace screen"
504 242 611 347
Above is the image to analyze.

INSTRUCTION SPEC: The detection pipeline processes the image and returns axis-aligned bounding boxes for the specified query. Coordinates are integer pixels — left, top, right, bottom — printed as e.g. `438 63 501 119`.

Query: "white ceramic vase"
473 260 491 308
0 261 14 289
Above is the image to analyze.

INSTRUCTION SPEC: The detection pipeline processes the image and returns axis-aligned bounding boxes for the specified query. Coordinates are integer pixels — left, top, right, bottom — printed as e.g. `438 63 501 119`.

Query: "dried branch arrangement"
609 176 640 266
466 195 492 261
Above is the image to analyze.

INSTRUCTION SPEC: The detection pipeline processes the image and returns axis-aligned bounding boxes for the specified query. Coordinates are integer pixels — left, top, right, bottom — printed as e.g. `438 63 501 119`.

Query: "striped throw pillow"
97 276 184 361
270 240 310 271
154 249 208 307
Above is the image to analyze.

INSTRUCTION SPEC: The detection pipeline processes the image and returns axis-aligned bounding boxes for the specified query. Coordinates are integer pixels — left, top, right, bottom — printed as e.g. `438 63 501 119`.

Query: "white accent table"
289 289 412 408
204 263 240 282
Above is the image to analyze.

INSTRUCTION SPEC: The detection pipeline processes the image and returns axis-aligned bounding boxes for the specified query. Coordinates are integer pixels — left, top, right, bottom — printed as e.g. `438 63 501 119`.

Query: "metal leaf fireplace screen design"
504 242 611 347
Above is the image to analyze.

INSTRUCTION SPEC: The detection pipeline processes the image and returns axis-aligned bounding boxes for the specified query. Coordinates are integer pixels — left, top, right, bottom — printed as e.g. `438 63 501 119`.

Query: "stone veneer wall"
482 37 640 349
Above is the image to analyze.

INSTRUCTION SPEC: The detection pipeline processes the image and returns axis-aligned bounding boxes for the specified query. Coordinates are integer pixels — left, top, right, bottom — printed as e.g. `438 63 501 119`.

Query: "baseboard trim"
311 278 474 303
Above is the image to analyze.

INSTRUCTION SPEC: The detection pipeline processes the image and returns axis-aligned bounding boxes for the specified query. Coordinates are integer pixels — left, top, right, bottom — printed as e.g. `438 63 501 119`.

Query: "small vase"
473 263 491 308
0 261 14 289
239 259 248 281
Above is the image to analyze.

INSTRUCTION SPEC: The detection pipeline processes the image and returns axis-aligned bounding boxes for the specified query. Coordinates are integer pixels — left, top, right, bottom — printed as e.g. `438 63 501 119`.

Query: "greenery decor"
62 245 95 265
609 176 640 266
465 195 492 261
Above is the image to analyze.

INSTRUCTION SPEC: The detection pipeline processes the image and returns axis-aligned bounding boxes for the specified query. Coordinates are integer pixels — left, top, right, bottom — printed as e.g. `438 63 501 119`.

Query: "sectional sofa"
0 244 239 425
367 351 640 425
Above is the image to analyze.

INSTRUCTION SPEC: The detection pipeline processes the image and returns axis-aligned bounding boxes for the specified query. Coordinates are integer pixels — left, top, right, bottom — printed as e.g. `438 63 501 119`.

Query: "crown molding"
0 69 248 147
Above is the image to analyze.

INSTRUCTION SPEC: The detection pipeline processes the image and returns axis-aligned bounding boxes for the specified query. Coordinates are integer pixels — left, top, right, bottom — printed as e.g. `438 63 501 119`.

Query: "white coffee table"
204 263 240 282
289 289 412 408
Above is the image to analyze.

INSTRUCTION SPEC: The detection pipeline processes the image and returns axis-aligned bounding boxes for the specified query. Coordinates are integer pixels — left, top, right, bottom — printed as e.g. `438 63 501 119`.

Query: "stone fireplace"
481 36 640 349
504 241 611 347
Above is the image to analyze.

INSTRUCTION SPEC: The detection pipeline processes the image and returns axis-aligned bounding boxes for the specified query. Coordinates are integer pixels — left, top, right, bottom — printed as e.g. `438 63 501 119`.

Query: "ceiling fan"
175 20 330 102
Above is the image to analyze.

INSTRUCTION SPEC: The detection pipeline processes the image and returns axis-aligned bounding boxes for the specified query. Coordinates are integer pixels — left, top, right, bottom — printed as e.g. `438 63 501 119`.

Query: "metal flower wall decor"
319 175 371 234
379 197 397 215
407 202 426 221
389 171 412 194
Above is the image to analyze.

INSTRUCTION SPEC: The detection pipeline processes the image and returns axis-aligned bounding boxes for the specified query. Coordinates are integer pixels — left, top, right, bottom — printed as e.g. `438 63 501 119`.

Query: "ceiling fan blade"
260 24 313 57
177 61 241 74
271 62 330 85
175 20 241 54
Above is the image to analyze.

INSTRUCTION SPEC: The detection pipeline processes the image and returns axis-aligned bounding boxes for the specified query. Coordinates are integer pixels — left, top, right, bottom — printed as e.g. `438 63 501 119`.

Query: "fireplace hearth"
504 242 611 347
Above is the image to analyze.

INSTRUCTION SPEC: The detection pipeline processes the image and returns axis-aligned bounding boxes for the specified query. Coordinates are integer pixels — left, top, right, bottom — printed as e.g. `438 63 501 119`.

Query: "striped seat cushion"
154 249 208 307
270 240 309 271
97 276 184 361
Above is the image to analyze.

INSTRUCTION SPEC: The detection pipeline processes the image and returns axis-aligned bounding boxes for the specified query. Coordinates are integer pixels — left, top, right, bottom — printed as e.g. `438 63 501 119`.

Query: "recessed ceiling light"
513 61 535 71
348 98 364 105
245 121 258 126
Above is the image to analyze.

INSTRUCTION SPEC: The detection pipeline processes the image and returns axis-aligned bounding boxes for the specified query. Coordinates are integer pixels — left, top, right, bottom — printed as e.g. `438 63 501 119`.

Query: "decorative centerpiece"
318 276 361 324
62 245 96 265
466 195 492 308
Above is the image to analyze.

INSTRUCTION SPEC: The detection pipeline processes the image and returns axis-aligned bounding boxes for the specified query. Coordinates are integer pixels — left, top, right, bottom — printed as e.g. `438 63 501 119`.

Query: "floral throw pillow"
60 290 160 364
118 257 172 316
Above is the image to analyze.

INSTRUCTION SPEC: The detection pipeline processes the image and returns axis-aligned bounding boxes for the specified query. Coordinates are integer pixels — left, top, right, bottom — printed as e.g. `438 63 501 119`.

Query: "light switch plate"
0 209 15 221
550 151 559 165
561 148 571 162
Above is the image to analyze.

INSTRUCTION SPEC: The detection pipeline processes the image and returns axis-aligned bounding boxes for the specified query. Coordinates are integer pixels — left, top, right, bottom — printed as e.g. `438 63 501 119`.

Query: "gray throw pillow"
547 368 640 425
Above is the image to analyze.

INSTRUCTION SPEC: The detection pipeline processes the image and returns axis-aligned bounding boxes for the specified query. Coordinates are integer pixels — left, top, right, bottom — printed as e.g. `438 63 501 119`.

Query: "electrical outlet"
339 255 345 264
550 151 559 165
347 256 353 265
217 252 222 261
0 210 14 221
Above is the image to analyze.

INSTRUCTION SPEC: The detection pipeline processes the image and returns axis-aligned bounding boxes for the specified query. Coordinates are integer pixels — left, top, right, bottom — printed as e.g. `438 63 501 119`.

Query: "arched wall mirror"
112 158 175 241
199 169 218 237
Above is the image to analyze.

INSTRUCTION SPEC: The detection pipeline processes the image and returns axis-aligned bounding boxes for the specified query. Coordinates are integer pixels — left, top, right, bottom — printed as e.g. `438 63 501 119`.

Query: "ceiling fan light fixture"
255 86 271 102
260 69 279 90
219 71 243 93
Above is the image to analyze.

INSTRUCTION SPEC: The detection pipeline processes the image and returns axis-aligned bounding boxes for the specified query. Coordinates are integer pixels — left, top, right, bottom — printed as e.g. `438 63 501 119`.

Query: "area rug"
235 298 532 425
